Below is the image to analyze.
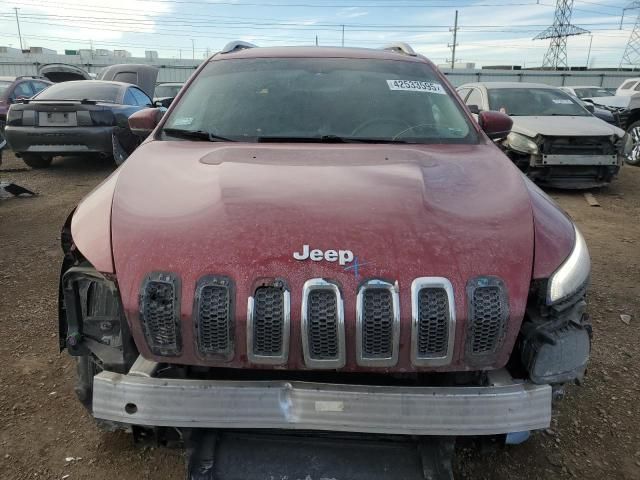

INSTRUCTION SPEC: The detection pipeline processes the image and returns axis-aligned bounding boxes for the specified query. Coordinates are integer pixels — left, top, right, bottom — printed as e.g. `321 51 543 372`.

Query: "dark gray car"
5 80 154 168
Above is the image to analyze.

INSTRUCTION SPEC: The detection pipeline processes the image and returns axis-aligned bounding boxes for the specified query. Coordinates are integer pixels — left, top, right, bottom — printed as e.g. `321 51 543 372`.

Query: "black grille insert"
252 286 285 357
416 287 450 358
139 273 181 356
194 277 233 359
307 289 339 360
466 277 509 361
362 288 394 359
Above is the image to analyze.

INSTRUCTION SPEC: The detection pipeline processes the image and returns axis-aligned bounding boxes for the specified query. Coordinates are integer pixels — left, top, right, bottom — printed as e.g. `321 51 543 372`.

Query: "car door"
97 64 159 99
11 81 34 102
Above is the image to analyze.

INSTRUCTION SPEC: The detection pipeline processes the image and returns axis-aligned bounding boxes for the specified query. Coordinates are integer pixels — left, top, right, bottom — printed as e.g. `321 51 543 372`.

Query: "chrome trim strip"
356 280 400 367
301 279 345 369
92 368 552 436
247 286 290 365
411 277 456 367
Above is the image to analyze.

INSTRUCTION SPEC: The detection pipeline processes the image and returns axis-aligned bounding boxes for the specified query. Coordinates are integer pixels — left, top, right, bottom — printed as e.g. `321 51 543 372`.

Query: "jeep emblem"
293 245 354 266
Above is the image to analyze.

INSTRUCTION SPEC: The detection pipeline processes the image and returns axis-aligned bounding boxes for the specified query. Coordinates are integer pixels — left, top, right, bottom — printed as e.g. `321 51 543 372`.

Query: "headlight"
547 226 590 304
506 132 539 155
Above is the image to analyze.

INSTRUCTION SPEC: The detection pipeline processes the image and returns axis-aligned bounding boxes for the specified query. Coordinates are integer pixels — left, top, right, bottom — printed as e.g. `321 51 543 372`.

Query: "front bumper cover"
92 369 552 436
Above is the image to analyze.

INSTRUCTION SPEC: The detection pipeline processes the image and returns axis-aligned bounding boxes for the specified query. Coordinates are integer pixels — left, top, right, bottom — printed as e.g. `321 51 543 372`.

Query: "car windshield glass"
162 58 475 144
487 88 590 116
155 84 182 98
0 81 11 96
573 87 611 98
35 81 120 103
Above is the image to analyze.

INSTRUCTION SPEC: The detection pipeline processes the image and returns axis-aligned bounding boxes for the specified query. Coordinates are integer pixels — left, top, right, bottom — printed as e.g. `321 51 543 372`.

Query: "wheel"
625 120 640 166
22 153 53 169
74 355 102 411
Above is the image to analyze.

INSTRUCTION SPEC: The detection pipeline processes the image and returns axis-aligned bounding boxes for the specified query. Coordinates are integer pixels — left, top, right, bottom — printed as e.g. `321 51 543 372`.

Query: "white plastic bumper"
92 369 552 436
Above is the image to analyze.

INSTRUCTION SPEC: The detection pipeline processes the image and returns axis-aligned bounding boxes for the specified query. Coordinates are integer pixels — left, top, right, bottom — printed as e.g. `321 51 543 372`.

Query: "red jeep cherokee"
60 42 591 475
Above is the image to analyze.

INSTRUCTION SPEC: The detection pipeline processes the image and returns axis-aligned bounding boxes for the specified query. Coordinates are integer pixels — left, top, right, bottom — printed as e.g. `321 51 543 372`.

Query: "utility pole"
586 34 593 68
449 10 459 69
620 1 640 69
341 25 345 47
315 35 318 46
534 0 588 69
191 39 195 60
14 8 23 51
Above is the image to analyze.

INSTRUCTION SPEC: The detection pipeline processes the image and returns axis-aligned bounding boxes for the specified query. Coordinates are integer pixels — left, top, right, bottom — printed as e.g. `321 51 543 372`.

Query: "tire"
22 153 53 169
625 120 640 166
74 355 102 411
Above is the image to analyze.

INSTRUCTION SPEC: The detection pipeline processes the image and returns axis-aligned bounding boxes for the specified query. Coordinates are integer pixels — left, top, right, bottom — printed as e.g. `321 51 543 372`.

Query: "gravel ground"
0 151 639 480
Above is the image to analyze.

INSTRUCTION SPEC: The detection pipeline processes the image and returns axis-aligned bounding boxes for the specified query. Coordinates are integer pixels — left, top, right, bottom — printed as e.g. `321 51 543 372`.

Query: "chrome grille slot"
194 276 234 360
301 279 345 369
139 272 181 356
411 277 455 366
466 277 509 363
247 282 290 365
356 280 399 367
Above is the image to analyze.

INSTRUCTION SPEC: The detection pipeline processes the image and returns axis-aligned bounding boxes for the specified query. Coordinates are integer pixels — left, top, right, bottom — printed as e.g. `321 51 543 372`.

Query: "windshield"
0 81 11 97
155 84 182 98
487 88 590 117
35 81 120 103
162 58 475 144
573 87 612 99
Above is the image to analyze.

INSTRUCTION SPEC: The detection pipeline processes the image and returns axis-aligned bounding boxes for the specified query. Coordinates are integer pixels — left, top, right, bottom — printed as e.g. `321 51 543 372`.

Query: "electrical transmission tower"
620 2 640 69
534 0 589 69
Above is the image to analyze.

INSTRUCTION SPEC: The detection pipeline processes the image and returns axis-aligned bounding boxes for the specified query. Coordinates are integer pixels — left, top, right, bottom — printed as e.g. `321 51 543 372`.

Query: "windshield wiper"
163 128 235 142
256 135 407 144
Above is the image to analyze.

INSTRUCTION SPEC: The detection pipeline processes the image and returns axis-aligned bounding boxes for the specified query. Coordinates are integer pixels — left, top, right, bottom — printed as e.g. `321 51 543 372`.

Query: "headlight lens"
507 132 539 154
547 226 590 304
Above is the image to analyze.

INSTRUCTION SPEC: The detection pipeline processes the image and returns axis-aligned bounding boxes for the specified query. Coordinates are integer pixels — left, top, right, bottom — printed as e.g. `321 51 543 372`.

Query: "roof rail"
382 42 417 57
220 41 258 54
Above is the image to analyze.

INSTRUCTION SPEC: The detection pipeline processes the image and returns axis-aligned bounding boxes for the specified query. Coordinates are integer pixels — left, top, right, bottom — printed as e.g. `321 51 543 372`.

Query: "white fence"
440 68 635 89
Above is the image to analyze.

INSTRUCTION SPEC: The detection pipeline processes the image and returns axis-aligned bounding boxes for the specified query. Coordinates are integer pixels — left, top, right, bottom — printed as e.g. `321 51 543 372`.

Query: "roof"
461 81 558 89
46 80 133 89
562 85 608 89
211 45 428 63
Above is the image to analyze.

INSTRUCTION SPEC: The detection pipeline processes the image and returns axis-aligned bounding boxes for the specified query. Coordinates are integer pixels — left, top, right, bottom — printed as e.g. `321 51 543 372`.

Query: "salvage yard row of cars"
1 57 639 190
0 65 183 166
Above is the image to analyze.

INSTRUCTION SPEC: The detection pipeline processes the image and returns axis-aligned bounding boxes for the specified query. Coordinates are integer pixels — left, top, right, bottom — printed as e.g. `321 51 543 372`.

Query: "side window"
131 88 151 106
620 80 636 90
123 88 137 105
30 81 49 95
12 81 34 99
457 88 470 101
634 83 640 92
466 88 483 108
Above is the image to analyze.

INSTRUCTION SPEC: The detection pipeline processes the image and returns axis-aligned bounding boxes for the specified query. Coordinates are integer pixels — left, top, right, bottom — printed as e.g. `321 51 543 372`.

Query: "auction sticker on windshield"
387 80 446 94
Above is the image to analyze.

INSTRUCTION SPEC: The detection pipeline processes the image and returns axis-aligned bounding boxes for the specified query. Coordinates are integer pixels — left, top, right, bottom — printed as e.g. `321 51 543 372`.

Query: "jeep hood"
511 115 622 138
103 140 545 371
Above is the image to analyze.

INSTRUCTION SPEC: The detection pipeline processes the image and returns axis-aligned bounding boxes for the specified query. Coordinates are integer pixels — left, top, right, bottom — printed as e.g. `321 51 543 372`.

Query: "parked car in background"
558 87 620 126
5 65 158 168
559 86 613 100
60 42 594 477
153 82 184 107
0 76 52 131
457 82 630 188
616 78 640 96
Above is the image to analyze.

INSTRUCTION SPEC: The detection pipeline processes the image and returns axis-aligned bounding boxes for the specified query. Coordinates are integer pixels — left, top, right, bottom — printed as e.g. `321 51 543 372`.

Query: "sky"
0 0 636 68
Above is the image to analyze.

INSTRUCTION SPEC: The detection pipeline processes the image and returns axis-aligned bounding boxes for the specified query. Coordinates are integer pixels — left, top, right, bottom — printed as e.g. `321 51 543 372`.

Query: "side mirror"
128 108 164 138
478 111 513 140
154 97 175 108
467 104 481 115
584 103 595 113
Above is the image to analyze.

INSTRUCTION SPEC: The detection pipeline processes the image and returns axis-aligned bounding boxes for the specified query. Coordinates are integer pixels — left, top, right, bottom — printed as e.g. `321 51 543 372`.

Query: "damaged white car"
458 82 631 189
